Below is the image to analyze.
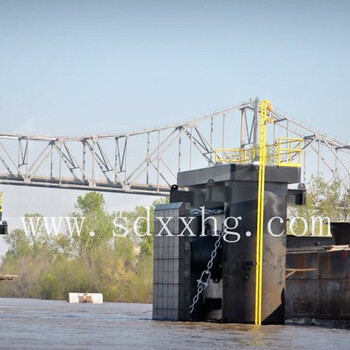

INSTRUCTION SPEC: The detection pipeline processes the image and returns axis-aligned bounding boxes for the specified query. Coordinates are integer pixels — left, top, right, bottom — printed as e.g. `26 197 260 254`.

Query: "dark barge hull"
286 243 350 328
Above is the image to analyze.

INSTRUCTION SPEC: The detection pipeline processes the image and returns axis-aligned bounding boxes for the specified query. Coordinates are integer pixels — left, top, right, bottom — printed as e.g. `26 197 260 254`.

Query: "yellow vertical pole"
255 100 273 326
0 192 3 222
0 192 3 213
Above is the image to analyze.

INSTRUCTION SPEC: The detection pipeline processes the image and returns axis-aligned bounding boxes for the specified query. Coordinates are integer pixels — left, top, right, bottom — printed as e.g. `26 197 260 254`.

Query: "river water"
0 298 348 349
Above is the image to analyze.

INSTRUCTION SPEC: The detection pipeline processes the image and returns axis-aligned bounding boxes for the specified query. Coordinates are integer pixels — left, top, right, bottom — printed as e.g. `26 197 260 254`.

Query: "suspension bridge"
0 98 349 195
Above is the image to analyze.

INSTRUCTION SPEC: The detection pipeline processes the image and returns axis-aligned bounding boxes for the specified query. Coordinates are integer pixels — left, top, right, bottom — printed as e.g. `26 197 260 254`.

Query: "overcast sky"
0 0 349 255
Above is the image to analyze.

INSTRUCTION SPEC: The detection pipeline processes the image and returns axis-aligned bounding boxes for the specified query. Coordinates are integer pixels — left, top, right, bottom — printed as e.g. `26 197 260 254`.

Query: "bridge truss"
0 98 349 195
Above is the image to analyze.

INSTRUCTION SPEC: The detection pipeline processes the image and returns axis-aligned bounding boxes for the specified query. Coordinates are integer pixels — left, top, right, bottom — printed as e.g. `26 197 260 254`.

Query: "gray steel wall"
153 202 192 321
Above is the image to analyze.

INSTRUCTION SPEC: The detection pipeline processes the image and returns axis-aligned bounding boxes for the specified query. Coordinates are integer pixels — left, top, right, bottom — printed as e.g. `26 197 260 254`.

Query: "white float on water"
68 292 103 304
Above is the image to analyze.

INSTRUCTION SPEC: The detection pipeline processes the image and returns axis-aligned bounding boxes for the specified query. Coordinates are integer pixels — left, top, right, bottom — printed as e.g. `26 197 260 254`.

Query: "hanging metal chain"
189 230 223 314
190 208 224 216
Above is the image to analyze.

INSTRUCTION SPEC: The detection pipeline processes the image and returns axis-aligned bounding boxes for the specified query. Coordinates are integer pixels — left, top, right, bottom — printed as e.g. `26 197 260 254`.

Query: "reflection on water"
0 298 348 349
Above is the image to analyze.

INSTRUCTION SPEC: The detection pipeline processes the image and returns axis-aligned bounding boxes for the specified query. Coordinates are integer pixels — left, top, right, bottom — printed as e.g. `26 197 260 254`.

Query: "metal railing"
215 137 303 168
214 147 257 164
276 137 303 167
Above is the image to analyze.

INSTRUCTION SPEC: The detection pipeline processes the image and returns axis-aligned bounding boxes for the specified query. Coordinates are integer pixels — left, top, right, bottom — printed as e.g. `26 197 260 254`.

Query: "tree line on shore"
0 192 166 302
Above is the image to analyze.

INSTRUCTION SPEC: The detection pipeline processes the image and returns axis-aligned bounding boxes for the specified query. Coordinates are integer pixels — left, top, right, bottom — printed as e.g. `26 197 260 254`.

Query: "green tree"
289 176 350 235
70 192 114 258
0 192 168 303
5 228 31 258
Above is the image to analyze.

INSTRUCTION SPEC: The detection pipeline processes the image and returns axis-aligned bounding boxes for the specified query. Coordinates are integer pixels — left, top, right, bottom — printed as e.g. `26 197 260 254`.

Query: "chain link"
189 230 223 314
190 208 224 216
